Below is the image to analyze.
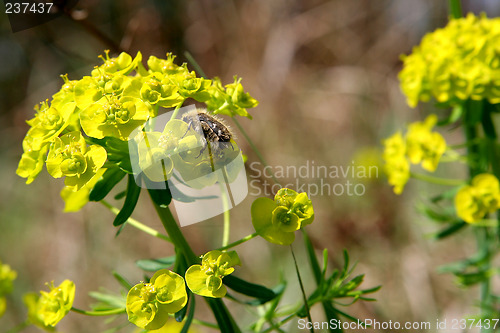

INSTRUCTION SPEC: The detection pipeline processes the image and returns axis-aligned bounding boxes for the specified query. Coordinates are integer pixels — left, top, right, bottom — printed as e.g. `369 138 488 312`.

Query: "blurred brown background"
1 0 500 332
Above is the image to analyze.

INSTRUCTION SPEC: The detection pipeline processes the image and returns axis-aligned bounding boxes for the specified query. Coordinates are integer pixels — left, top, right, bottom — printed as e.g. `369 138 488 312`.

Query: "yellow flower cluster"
0 261 17 318
455 173 500 223
24 280 75 329
383 115 446 194
399 13 500 107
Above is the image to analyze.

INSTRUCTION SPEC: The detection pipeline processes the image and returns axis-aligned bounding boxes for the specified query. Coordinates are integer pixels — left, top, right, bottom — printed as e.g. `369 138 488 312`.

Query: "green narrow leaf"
113 174 141 226
112 271 133 290
430 187 460 203
482 103 497 139
465 99 484 125
438 249 489 274
115 223 126 238
180 295 195 333
302 230 321 283
455 269 497 286
342 249 350 276
175 291 190 322
206 298 242 333
418 204 456 222
135 256 176 272
322 249 328 281
114 190 126 200
437 104 463 126
323 302 342 332
432 221 467 239
303 230 340 332
223 275 277 303
89 167 126 202
88 291 126 310
147 179 172 207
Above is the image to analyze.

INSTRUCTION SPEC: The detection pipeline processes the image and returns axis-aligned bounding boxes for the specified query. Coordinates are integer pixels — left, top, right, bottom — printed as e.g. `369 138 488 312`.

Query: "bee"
181 108 235 159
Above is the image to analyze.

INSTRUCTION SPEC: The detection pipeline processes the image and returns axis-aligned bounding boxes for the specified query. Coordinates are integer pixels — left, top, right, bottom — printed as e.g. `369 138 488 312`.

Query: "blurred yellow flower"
400 13 500 107
455 173 500 223
405 114 446 172
24 280 75 329
383 132 410 194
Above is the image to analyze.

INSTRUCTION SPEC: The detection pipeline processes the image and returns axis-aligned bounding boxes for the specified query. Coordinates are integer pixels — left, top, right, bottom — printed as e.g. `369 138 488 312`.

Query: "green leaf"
323 302 342 332
89 290 126 310
135 256 176 272
114 190 126 200
431 186 460 203
180 295 195 333
465 99 484 126
418 204 456 222
223 275 277 304
455 269 497 286
303 230 340 332
147 182 172 207
112 271 133 290
482 103 497 139
438 249 490 274
175 292 190 322
89 167 126 202
206 298 242 333
432 221 467 239
113 174 141 226
438 104 463 126
303 230 322 284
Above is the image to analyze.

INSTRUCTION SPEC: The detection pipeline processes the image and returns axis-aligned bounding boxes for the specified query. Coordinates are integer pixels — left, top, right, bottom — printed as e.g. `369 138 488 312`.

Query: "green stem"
261 314 296 333
463 101 493 332
215 232 258 251
184 51 207 78
71 307 126 316
302 229 341 332
192 318 219 329
100 200 171 243
149 193 241 333
170 103 184 123
290 245 314 333
410 172 463 186
448 0 463 19
220 182 231 247
150 196 198 264
476 228 491 305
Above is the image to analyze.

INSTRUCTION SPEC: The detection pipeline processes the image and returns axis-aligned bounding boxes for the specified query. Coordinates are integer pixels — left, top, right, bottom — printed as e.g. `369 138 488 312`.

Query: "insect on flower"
181 108 235 158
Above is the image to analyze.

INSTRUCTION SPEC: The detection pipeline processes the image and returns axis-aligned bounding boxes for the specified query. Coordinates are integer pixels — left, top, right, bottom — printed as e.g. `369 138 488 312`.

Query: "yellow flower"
45 132 107 190
126 270 187 330
0 261 17 318
405 114 446 172
455 174 500 223
399 13 500 107
383 132 410 194
185 251 240 298
24 280 75 329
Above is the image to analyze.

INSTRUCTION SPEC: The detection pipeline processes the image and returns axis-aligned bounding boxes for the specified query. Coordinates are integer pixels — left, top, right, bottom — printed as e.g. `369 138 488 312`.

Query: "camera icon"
128 105 248 226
